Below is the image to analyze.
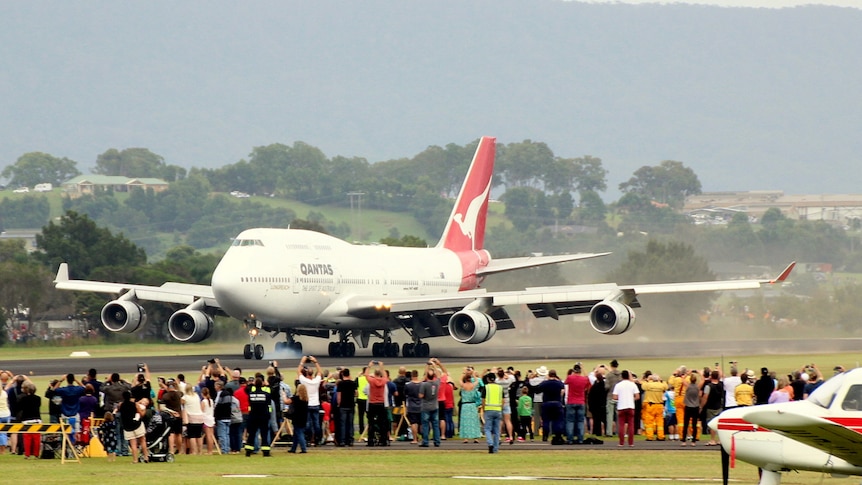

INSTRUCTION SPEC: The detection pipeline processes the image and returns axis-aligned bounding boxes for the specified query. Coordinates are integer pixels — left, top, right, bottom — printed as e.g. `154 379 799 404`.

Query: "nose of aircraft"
211 254 246 320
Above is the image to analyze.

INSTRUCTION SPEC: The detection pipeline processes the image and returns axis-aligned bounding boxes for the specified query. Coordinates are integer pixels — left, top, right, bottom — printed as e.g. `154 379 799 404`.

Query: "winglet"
55 263 69 283
770 261 796 284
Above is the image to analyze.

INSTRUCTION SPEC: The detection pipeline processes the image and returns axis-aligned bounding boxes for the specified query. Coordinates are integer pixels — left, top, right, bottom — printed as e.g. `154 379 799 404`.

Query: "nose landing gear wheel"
243 344 252 359
253 344 265 360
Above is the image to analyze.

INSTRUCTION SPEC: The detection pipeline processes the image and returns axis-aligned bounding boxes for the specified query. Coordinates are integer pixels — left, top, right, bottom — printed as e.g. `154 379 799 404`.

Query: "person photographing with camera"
297 356 323 446
365 360 390 446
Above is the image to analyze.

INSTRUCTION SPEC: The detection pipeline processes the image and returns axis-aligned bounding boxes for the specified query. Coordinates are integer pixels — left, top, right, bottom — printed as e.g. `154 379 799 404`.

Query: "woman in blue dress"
459 374 482 442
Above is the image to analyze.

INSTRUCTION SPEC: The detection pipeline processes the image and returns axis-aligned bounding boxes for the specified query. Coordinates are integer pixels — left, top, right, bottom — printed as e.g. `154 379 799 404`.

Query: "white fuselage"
210 228 470 330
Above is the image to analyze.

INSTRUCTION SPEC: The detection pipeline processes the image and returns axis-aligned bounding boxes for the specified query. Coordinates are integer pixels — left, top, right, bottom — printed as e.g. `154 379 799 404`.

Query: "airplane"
710 368 862 485
54 136 796 360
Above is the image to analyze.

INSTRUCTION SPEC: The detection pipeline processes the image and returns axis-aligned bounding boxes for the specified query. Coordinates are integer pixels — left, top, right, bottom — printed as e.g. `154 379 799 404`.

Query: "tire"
254 344 265 360
347 342 356 357
371 342 382 357
243 344 252 360
419 342 430 358
328 342 337 357
402 343 413 358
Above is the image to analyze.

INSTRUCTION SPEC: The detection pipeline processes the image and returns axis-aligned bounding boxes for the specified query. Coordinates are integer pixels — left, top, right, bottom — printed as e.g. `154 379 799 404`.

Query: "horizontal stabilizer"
477 252 610 277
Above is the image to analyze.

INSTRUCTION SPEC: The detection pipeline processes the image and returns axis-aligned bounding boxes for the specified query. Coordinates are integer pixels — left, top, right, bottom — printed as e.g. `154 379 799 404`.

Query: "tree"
94 147 186 181
577 190 607 225
496 140 555 188
35 211 147 278
571 156 608 195
0 196 50 228
379 235 428 247
619 160 701 209
2 152 81 187
606 239 714 336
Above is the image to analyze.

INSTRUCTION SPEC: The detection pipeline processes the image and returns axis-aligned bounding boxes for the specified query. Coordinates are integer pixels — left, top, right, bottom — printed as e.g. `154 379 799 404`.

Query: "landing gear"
327 341 356 357
371 341 399 358
274 333 302 354
242 342 265 360
401 342 430 358
243 323 265 360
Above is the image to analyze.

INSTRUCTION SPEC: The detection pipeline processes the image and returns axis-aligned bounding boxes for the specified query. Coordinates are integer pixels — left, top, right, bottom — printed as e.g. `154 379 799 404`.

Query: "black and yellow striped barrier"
0 421 79 463
0 423 71 433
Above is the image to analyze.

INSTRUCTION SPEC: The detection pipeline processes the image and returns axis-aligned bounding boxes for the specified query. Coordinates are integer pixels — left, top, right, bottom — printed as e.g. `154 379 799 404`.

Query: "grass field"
2 344 860 483
0 445 856 484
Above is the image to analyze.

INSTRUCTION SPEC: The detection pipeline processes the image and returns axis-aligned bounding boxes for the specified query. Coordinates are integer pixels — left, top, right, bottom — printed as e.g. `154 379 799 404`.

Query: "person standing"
753 367 775 404
102 373 131 456
528 367 547 439
288 384 309 453
604 360 622 437
297 356 323 446
52 373 85 444
243 375 272 457
119 391 148 463
680 374 701 446
336 368 357 446
17 380 41 459
537 370 565 445
404 370 423 444
612 370 640 447
516 386 533 441
587 371 606 437
564 364 590 444
459 372 482 443
365 361 390 446
641 374 668 441
483 372 504 453
418 362 440 448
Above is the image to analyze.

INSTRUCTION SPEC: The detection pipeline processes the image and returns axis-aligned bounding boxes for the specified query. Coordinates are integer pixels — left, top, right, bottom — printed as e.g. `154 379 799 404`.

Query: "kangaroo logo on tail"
438 136 496 252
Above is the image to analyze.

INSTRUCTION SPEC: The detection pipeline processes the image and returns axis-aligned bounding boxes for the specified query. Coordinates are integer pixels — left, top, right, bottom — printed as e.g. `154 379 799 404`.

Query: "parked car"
12 187 29 193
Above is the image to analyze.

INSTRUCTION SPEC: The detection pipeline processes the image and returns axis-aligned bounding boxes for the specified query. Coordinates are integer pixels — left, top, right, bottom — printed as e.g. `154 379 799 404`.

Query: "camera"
207 358 216 364
137 363 145 373
371 360 379 365
268 360 274 366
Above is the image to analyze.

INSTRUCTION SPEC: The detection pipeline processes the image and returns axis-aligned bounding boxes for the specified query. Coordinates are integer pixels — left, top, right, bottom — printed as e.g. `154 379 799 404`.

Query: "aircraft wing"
476 252 611 277
341 262 795 336
54 263 219 307
743 409 862 467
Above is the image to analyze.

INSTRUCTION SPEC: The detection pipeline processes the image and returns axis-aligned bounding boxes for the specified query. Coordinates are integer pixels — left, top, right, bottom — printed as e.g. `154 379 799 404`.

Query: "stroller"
144 411 176 462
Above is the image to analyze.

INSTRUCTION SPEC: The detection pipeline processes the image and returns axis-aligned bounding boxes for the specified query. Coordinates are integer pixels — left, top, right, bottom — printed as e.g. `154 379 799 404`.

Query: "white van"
34 183 53 192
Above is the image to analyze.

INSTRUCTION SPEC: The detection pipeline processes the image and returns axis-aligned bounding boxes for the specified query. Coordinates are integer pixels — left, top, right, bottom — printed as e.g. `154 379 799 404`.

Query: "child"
98 411 119 462
663 388 677 441
517 386 533 441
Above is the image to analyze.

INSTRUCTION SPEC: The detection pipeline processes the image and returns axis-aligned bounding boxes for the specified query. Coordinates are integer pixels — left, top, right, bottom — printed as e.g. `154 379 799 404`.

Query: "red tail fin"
437 136 496 251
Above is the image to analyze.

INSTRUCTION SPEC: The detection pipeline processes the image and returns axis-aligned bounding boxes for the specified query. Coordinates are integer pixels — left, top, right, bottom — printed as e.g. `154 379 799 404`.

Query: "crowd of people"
0 356 845 461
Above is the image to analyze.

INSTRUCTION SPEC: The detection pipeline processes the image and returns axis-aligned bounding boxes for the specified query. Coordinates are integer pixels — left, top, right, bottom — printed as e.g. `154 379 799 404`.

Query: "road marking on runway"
222 475 272 478
453 477 736 482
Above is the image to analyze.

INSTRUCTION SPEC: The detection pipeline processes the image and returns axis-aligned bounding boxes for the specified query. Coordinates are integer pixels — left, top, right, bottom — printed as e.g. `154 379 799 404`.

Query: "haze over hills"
1 1 860 198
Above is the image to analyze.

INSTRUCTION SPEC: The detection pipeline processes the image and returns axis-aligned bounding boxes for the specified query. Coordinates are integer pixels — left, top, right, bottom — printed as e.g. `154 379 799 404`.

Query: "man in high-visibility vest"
483 373 504 453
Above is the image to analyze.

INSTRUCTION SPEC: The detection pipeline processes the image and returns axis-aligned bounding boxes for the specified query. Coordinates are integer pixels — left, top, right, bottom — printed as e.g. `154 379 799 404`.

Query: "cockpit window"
231 239 264 247
807 371 846 409
841 384 862 411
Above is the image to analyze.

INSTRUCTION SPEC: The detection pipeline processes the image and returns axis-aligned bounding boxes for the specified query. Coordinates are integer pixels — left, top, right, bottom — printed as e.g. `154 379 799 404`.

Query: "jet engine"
101 300 147 333
168 309 214 343
449 310 497 344
589 301 636 335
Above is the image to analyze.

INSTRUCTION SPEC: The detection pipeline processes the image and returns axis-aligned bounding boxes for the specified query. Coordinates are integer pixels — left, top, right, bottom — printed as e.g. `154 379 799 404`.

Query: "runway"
1 338 858 377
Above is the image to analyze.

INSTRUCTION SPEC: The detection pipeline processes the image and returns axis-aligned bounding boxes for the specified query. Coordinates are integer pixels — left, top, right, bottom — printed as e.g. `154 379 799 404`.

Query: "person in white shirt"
723 367 742 408
612 370 640 447
297 356 323 445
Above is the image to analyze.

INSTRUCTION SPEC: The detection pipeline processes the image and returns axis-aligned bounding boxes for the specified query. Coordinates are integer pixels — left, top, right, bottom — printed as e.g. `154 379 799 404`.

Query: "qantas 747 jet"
55 136 794 359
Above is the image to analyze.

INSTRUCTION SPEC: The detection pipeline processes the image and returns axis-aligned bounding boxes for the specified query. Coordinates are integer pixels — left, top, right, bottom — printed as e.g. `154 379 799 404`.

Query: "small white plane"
710 368 862 485
54 136 795 360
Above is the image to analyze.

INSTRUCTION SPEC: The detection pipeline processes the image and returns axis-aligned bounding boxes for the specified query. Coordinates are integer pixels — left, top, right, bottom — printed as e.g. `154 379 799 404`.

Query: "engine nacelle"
101 300 147 333
168 309 214 343
448 310 497 344
589 301 636 335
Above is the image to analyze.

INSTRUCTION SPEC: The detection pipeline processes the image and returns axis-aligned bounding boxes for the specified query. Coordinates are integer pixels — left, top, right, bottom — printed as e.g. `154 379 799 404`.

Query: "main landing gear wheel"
371 342 399 358
327 342 356 357
243 344 253 359
253 344 264 360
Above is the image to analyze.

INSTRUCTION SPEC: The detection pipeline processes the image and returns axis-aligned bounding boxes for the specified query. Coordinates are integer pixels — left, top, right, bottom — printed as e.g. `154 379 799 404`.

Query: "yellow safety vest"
357 375 369 400
484 383 503 412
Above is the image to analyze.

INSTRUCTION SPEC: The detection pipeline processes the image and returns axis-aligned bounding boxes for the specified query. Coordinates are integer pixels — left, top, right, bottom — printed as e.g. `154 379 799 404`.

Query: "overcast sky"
576 0 860 7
